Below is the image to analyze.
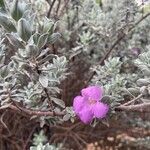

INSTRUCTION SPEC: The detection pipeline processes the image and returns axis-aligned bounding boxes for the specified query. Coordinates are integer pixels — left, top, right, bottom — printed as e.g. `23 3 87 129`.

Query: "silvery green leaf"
0 13 16 32
22 3 32 19
63 114 70 121
47 32 61 44
44 144 57 150
137 79 150 87
26 44 40 58
0 0 6 12
141 98 150 103
101 95 112 103
0 55 5 64
11 52 27 61
32 33 40 45
22 10 30 19
37 33 48 49
48 77 60 84
17 18 32 42
39 74 48 88
30 147 36 150
127 88 140 95
140 86 148 95
23 3 32 14
33 130 47 146
38 54 55 65
51 97 65 108
69 48 82 60
70 117 75 123
65 107 73 114
48 87 60 94
0 65 9 78
6 33 25 48
37 144 43 150
23 11 35 31
43 17 54 33
50 21 58 34
18 48 30 59
37 48 51 60
10 0 24 21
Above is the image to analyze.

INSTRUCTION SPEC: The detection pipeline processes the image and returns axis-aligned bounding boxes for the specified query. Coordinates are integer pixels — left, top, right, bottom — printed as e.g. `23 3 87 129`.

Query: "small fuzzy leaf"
0 14 16 32
0 65 9 78
63 114 70 121
6 33 25 48
51 97 65 108
137 79 150 87
32 32 40 45
47 32 61 44
39 74 48 88
17 18 32 41
38 54 55 65
43 18 54 33
37 33 48 49
0 0 6 11
10 0 24 21
127 88 140 95
26 44 40 58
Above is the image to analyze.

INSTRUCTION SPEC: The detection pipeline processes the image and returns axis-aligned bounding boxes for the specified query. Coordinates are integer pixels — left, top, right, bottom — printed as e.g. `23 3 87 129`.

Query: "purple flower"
73 86 109 124
131 47 141 56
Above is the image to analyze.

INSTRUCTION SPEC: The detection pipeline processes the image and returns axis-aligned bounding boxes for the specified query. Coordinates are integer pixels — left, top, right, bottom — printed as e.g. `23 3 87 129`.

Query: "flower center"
88 98 96 105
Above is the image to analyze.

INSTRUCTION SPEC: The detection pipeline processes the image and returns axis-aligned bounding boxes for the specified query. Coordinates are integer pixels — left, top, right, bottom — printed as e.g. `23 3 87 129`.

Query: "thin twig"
47 0 57 18
68 122 81 131
0 104 65 116
58 0 70 18
71 134 83 150
56 0 61 17
0 111 11 134
23 125 37 150
44 88 54 111
52 44 57 54
123 94 143 106
116 102 150 112
73 133 87 145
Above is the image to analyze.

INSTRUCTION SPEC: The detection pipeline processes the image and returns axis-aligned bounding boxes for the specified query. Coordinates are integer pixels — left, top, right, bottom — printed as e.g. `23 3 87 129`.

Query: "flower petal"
79 106 94 124
73 96 86 114
93 102 109 118
81 86 103 101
